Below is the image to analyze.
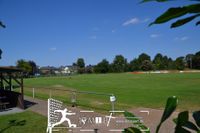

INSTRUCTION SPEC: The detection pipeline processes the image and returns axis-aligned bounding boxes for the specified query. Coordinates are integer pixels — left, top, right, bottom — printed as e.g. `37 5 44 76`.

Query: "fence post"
71 92 77 107
33 88 35 98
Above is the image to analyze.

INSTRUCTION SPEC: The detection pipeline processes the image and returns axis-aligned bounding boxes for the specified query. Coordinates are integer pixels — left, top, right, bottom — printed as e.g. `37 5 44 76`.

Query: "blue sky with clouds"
0 0 200 67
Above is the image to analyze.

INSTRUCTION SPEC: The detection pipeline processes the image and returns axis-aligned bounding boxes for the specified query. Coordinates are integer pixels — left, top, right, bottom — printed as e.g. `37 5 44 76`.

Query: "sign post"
110 95 116 113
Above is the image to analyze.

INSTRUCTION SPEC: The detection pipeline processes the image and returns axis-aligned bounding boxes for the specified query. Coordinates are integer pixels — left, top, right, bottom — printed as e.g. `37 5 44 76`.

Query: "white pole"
33 88 35 98
112 101 115 113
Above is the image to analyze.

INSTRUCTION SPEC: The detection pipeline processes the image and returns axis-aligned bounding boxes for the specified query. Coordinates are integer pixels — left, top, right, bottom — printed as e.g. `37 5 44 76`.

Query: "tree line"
75 51 200 74
1 49 199 75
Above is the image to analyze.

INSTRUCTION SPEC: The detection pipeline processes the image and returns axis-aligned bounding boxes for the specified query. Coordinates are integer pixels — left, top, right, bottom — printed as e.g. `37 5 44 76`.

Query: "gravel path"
25 96 180 133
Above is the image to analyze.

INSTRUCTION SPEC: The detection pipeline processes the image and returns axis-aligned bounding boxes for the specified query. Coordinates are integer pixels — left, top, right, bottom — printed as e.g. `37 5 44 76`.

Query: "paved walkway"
24 96 178 133
0 107 24 116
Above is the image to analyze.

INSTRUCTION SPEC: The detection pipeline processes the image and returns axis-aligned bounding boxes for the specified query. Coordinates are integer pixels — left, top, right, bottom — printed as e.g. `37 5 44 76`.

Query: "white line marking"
80 110 94 113
80 129 94 132
109 129 124 132
53 127 81 129
107 113 113 127
105 115 116 119
109 111 125 113
140 110 150 115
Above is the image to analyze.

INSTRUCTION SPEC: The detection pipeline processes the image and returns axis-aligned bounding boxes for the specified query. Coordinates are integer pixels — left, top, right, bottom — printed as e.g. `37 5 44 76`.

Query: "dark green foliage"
112 55 128 73
153 53 166 70
140 60 153 71
85 65 93 73
129 58 140 71
156 96 178 133
76 58 86 74
171 14 200 28
76 58 85 68
141 0 200 28
16 59 32 75
168 58 176 70
138 53 151 64
185 54 194 69
175 57 185 70
0 49 2 59
74 51 200 73
16 59 38 77
173 110 200 133
28 61 38 75
192 51 200 69
77 67 85 74
94 59 110 73
123 127 142 133
123 111 150 133
193 111 200 127
155 96 200 133
0 21 6 28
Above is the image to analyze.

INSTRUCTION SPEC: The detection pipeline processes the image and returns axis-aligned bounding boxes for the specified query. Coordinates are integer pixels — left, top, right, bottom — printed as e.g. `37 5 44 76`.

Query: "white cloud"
111 29 116 33
175 36 189 41
89 35 97 39
150 34 160 38
49 47 57 51
122 18 140 26
180 36 189 41
142 18 150 23
92 27 99 31
122 17 150 26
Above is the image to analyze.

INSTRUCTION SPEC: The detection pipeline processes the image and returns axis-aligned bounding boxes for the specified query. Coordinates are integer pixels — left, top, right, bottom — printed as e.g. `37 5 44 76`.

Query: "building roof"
0 66 23 73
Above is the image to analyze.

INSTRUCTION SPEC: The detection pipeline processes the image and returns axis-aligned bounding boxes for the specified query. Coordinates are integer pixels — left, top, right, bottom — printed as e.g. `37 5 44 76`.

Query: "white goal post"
47 98 63 133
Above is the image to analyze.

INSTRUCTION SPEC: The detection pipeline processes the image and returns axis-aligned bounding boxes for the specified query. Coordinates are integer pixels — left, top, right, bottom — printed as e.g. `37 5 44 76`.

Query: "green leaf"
175 127 190 133
184 121 199 131
156 96 178 133
124 111 136 120
0 21 6 28
187 4 200 13
177 111 189 126
196 21 200 25
173 118 178 124
174 111 200 132
150 4 200 26
171 14 200 28
123 111 150 133
141 0 172 3
193 111 200 127
150 7 188 26
123 127 142 133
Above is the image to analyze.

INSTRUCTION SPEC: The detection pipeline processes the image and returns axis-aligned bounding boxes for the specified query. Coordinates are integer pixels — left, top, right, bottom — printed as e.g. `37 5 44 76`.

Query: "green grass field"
0 111 47 133
23 73 200 111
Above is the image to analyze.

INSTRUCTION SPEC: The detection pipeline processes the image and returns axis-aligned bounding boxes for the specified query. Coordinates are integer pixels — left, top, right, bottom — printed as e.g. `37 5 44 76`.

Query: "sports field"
23 73 200 111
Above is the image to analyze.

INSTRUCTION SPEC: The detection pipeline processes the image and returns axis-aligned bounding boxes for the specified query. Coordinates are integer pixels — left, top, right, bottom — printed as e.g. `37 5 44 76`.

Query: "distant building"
60 66 78 75
39 66 58 75
39 65 78 76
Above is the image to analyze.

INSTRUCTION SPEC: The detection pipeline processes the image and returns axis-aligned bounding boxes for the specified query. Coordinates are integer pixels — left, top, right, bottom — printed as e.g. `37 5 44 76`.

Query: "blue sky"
0 0 200 67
